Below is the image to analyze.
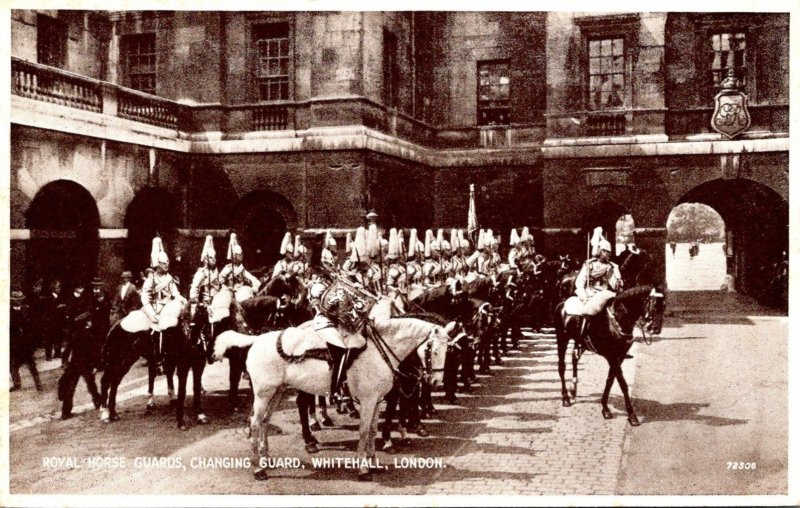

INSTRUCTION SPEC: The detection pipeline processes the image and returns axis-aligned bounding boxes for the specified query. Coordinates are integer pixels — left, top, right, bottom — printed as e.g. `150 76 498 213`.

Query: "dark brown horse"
554 286 665 426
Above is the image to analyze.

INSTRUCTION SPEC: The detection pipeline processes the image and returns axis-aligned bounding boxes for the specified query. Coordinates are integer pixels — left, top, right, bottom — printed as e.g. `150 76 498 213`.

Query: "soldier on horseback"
385 228 407 301
219 234 261 293
142 237 182 327
272 232 294 280
575 228 622 305
321 230 339 273
189 235 220 319
423 229 442 287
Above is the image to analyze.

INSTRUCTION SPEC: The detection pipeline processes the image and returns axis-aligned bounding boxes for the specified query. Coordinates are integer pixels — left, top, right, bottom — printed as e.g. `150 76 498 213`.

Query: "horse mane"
615 285 653 305
401 312 448 326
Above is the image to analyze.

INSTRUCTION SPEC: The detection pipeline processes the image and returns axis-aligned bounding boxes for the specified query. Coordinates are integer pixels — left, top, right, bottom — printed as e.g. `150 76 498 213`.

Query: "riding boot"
326 343 346 399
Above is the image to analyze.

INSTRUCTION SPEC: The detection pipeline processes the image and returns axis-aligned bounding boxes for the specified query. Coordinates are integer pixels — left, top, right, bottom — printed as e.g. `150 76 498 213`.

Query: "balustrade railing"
117 87 183 129
12 58 101 112
585 112 627 136
252 104 290 131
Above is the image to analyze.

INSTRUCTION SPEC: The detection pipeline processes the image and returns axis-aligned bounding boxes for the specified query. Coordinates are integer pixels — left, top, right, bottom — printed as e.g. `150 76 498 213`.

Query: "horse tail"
213 330 257 361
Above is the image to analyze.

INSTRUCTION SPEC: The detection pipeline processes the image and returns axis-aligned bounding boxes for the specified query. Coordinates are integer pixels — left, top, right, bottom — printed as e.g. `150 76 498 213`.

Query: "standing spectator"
670 241 677 258
90 277 111 369
10 291 43 392
58 282 101 419
110 270 139 324
41 279 66 361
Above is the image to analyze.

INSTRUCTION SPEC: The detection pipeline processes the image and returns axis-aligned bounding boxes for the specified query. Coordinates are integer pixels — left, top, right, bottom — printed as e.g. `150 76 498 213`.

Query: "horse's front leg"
176 361 190 430
193 359 209 424
600 365 616 419
612 357 640 426
146 360 157 409
355 397 379 481
557 333 570 407
297 392 319 453
570 344 580 400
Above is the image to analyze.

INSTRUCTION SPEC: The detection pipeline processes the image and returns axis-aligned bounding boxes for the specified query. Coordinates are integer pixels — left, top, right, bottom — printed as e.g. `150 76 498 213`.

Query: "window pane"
589 39 600 56
601 39 611 55
612 38 623 56
613 55 624 73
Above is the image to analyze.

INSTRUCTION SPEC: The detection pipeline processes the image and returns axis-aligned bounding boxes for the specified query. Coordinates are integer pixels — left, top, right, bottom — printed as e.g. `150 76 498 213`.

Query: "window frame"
476 59 511 127
250 19 294 103
692 14 759 104
576 14 639 113
37 14 68 69
586 36 627 112
121 32 158 95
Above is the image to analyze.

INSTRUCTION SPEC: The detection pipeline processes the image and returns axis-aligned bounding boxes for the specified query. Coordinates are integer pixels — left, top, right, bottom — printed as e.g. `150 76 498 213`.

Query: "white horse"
213 297 453 481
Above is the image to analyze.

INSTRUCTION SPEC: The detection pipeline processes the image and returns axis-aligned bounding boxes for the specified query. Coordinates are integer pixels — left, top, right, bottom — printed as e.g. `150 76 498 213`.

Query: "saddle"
119 299 185 333
276 324 367 366
563 289 616 317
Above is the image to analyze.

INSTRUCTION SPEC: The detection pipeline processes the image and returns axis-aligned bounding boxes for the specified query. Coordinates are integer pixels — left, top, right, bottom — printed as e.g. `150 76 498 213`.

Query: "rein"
365 320 440 388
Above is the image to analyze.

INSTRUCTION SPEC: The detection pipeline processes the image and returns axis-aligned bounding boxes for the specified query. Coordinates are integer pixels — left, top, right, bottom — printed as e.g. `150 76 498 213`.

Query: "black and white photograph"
2 1 796 505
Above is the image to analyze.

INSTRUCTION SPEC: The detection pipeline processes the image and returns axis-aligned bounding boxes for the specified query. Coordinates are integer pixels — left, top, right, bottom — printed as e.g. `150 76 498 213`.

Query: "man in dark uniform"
10 291 43 391
90 277 111 371
58 282 102 419
41 279 66 361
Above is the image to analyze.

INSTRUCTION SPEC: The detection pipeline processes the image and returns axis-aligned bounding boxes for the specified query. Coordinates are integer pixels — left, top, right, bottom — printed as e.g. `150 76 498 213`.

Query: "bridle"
635 291 663 346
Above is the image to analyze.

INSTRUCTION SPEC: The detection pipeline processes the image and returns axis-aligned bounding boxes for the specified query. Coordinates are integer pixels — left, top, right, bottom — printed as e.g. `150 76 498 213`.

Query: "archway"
665 203 727 291
124 187 179 277
672 178 787 302
26 180 100 291
232 191 298 274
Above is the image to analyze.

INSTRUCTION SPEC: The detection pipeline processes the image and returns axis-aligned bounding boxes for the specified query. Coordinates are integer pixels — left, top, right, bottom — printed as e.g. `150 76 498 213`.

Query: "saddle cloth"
564 289 616 316
281 320 367 358
119 298 185 333
208 290 232 324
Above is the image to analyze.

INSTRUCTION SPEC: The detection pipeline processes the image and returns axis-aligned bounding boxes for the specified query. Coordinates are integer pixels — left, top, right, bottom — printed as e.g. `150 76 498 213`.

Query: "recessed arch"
231 190 298 273
124 186 179 275
26 180 100 291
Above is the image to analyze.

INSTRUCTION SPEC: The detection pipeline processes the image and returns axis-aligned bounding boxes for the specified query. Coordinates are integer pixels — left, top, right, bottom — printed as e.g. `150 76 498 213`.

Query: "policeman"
219 234 261 292
10 290 43 392
190 235 220 317
59 281 101 419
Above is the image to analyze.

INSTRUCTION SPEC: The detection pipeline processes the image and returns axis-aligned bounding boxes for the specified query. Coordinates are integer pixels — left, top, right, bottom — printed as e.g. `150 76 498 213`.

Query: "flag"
467 184 478 244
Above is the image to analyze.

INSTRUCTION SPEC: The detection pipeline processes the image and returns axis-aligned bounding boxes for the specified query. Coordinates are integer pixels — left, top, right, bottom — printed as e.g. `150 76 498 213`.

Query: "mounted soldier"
321 230 340 273
219 233 261 300
405 228 425 298
290 235 308 283
365 224 384 295
272 232 295 280
508 228 522 270
346 226 372 289
422 229 442 287
439 229 454 283
384 228 407 306
141 237 183 327
189 235 221 319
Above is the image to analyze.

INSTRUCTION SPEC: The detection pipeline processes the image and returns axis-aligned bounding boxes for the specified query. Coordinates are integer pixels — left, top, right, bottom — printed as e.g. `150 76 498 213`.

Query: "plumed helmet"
397 229 406 259
227 233 241 260
325 229 338 251
407 228 420 258
598 238 613 253
200 235 216 263
294 235 306 257
150 237 168 267
387 228 400 259
485 229 494 248
510 228 520 246
477 229 485 251
590 227 605 257
280 232 294 255
424 229 434 258
521 226 532 244
351 226 367 262
435 229 444 252
450 229 459 253
367 224 379 258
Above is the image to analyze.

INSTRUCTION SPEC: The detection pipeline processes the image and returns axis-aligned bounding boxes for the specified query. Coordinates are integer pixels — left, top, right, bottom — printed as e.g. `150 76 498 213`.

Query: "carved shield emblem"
711 89 751 140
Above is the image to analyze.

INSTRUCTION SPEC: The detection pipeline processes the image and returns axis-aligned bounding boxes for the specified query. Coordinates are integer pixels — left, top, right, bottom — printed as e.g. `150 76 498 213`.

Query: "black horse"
99 301 206 429
554 286 665 426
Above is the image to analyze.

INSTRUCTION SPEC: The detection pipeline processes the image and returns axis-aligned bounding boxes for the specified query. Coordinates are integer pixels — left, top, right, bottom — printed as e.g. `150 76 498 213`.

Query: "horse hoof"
322 417 334 427
562 399 571 407
357 471 373 482
628 415 641 426
310 422 321 432
569 389 577 398
253 468 269 481
196 415 210 425
602 409 613 420
415 427 429 437
305 442 320 454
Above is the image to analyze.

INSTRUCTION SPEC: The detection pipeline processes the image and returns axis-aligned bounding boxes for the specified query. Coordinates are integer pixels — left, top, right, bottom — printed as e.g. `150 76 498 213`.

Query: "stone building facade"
9 10 789 296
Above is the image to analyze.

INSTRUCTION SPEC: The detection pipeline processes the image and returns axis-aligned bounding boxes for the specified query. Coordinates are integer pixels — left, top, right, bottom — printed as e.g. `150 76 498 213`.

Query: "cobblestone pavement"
8 329 638 496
